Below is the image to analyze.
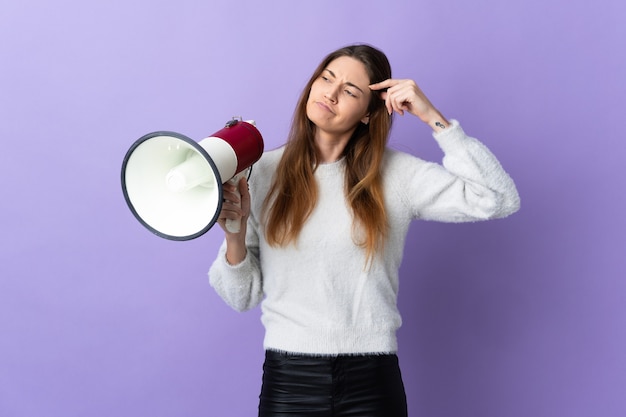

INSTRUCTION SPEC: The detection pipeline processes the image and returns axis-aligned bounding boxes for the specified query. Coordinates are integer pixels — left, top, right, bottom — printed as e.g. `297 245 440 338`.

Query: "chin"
306 108 327 128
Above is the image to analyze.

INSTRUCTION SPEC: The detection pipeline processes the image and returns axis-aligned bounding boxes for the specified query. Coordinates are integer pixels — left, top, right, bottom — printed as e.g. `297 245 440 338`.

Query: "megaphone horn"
121 118 264 240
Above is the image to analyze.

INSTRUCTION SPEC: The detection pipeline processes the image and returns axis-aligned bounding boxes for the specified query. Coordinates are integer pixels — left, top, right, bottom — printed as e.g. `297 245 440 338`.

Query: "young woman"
209 44 520 417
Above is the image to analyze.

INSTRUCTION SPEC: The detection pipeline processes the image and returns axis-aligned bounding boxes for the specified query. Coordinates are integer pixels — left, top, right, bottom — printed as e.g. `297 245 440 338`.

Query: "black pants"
259 350 408 417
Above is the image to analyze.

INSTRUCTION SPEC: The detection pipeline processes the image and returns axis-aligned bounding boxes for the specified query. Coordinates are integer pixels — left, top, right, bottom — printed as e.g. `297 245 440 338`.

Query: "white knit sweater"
208 120 520 355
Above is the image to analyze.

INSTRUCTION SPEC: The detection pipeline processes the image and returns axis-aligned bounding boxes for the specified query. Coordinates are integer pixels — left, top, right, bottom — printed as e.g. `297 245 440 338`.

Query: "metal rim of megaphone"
121 130 224 241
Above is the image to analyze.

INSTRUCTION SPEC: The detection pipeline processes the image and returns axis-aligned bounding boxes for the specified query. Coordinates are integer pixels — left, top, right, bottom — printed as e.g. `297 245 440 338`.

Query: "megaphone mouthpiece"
165 152 217 193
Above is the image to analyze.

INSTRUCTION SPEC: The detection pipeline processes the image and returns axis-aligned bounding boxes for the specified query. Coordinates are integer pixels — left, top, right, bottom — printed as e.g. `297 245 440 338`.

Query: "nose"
324 85 339 103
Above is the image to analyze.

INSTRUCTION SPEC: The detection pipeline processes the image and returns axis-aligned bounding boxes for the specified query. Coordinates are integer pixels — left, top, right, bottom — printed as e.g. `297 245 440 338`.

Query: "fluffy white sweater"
208 120 520 355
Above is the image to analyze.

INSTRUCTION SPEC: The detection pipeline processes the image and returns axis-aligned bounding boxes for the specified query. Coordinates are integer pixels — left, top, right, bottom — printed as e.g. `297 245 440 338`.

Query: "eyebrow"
324 69 365 94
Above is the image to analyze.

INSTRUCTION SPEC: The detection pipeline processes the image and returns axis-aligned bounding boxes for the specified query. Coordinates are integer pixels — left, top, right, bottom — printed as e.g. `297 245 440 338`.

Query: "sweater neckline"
314 157 345 178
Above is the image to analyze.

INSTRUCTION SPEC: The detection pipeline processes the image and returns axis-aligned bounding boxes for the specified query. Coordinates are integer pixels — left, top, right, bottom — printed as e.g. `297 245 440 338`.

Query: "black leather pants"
259 350 408 417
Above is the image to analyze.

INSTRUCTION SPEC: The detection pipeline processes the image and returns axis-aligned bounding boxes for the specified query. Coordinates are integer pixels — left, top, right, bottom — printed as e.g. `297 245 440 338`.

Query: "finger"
219 201 243 218
385 95 394 115
386 89 407 116
222 182 238 198
383 88 400 115
369 79 399 91
218 210 245 236
222 188 241 204
372 82 393 115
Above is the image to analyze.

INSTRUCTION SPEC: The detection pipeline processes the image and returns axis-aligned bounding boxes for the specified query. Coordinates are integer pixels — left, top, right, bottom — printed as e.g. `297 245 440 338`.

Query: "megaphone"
121 118 264 240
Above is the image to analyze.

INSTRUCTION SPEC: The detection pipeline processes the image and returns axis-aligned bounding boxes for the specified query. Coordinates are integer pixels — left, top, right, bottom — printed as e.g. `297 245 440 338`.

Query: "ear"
361 113 370 125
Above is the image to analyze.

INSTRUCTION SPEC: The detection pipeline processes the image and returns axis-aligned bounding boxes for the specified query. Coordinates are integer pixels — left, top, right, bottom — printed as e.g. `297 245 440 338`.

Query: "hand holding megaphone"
218 171 250 234
121 118 264 240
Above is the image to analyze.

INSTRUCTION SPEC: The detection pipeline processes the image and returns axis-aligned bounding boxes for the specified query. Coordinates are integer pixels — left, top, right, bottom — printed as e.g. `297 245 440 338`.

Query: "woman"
209 44 520 416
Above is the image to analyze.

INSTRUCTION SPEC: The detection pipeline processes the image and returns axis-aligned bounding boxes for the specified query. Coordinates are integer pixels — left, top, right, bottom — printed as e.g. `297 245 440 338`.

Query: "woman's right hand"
369 78 449 132
217 176 250 264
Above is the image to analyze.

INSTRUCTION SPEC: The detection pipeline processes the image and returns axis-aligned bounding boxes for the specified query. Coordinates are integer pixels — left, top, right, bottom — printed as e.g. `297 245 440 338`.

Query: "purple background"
1 0 624 416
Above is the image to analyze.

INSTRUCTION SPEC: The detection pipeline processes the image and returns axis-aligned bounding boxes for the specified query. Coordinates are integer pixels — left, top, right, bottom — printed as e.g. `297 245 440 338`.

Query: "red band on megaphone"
210 121 264 174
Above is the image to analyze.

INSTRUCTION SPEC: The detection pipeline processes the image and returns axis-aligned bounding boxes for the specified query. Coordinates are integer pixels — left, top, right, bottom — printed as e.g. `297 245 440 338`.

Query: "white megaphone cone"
121 118 264 240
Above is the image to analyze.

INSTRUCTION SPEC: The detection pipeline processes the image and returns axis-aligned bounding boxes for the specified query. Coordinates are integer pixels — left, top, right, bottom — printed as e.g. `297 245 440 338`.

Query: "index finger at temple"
369 79 397 90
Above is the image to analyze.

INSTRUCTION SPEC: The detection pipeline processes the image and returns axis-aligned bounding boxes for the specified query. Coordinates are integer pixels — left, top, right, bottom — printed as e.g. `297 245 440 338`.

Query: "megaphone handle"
225 172 245 233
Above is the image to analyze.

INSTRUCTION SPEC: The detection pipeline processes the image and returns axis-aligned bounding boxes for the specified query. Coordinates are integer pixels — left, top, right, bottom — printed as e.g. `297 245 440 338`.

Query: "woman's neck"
314 129 355 163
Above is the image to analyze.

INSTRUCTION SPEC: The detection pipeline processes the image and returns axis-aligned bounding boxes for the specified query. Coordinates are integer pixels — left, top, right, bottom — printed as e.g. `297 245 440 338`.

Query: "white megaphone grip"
225 170 247 233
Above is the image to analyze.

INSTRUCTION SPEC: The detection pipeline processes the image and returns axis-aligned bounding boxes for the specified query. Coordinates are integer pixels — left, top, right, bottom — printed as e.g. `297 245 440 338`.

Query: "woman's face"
306 56 371 139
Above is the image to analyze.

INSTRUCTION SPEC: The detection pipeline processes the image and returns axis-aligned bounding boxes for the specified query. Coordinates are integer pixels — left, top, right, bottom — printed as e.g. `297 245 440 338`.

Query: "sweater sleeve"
405 119 520 222
208 215 264 312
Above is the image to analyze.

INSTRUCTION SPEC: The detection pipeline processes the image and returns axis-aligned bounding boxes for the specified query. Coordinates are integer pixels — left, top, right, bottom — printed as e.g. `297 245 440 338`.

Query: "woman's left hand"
370 79 449 131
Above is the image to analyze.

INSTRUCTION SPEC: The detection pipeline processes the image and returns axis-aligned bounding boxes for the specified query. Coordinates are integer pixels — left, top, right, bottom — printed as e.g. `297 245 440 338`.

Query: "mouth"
315 101 335 114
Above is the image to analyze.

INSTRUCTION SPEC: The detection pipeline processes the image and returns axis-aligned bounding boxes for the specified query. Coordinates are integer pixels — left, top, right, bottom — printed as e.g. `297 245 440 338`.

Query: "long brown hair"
263 44 393 263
